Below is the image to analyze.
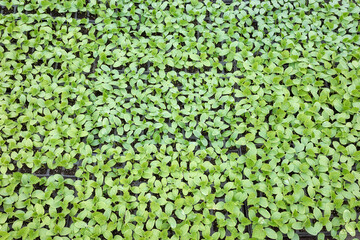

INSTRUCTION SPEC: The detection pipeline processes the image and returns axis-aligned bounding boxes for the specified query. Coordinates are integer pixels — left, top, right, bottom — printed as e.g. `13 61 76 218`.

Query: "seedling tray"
1 0 360 239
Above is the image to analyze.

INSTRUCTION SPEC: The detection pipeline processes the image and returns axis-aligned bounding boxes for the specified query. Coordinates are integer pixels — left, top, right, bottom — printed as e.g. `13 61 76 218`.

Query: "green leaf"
165 203 174 215
157 42 166 50
154 123 163 129
292 222 303 230
93 212 107 225
259 208 270 218
175 209 186 220
75 221 87 229
35 203 44 215
168 217 176 229
313 207 322 220
190 54 199 61
345 222 356 236
265 228 278 239
301 196 314 206
67 127 78 138
305 222 323 236
193 129 201 138
343 209 351 223
253 225 266 239
226 62 233 71
32 190 45 199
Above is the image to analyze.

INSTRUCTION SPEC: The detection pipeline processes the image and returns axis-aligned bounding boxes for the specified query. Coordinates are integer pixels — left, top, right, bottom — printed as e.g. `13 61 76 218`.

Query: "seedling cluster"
0 0 360 239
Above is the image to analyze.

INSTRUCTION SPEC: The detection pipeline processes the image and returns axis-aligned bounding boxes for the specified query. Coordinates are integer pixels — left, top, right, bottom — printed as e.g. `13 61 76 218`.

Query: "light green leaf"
168 217 176 229
345 222 356 236
75 221 87 229
259 208 270 218
265 228 278 239
253 225 266 239
93 212 107 225
343 209 351 223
